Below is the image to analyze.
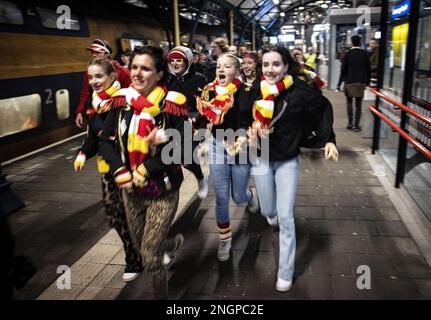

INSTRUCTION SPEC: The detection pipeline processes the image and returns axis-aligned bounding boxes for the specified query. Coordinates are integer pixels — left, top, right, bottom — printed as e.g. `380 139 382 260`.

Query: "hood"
168 46 193 77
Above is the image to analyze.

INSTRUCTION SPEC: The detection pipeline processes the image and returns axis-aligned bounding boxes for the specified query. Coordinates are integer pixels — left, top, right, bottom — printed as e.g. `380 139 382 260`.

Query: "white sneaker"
266 215 278 226
246 187 260 213
122 272 139 282
275 277 292 292
197 176 208 199
163 234 184 266
217 239 232 262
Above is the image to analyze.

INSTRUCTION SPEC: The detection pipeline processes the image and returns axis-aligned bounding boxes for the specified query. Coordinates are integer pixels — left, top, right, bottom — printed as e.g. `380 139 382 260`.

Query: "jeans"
251 156 299 281
208 136 252 224
346 97 363 127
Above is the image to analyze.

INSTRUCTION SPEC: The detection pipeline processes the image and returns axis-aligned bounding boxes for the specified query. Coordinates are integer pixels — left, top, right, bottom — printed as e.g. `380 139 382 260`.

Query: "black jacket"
79 112 107 159
248 78 336 162
166 65 207 114
99 105 187 195
167 65 207 128
341 47 371 85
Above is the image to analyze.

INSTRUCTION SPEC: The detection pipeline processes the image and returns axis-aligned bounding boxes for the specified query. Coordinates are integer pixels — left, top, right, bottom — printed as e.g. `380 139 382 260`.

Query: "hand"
324 142 339 162
132 170 147 188
75 113 84 128
114 167 133 190
148 128 168 146
234 136 247 154
223 140 237 157
74 152 86 172
247 127 260 149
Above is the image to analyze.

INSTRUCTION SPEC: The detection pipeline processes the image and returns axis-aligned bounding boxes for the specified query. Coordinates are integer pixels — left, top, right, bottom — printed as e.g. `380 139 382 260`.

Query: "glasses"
170 59 184 64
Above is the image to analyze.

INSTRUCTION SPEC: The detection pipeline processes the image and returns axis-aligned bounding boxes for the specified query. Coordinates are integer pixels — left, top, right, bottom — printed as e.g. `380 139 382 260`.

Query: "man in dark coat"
341 35 371 132
368 38 380 87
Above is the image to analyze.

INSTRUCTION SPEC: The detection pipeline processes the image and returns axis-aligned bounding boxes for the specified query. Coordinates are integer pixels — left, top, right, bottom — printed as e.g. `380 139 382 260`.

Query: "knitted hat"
168 49 187 62
168 46 193 76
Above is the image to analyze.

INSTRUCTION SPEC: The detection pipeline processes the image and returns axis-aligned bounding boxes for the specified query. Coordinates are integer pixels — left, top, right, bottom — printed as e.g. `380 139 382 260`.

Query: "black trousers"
102 175 142 272
183 139 204 181
346 97 363 127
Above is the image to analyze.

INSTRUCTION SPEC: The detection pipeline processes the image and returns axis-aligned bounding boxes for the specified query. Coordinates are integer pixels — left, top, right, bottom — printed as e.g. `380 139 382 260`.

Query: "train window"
0 94 42 138
55 89 70 120
0 1 24 25
36 6 80 31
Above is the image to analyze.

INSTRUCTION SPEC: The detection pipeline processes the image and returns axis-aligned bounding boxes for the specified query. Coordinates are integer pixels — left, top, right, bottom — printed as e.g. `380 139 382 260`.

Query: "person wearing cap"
167 46 209 199
74 39 131 128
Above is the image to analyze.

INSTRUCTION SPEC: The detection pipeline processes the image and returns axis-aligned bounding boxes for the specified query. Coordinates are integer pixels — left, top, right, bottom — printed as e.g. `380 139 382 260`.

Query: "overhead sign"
392 0 410 19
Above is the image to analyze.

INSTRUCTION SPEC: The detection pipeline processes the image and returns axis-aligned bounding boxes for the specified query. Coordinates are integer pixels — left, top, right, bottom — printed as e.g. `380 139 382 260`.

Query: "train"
0 0 220 163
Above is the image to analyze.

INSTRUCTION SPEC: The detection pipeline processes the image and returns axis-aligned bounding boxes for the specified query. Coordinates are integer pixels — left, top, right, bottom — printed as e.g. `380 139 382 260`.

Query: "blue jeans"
251 156 299 281
208 136 252 224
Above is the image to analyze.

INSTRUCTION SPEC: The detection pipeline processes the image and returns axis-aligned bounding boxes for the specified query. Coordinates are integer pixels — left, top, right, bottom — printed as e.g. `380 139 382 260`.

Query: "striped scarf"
123 85 166 171
88 80 122 115
302 68 325 88
164 91 189 116
198 78 242 125
253 75 293 128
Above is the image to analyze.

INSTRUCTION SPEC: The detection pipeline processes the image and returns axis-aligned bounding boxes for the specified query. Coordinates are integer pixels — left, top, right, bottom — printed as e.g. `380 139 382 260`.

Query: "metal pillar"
229 10 234 45
372 0 389 154
173 0 180 46
252 24 256 51
394 0 419 188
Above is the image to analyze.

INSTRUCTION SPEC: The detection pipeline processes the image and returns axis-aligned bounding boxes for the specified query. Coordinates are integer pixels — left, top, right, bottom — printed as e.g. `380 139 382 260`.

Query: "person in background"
228 45 239 56
204 37 228 81
74 39 131 128
292 47 325 89
238 44 248 58
167 46 209 199
199 50 209 64
368 38 379 87
192 50 200 64
240 51 259 91
304 47 318 72
120 49 131 69
341 35 371 132
336 45 351 91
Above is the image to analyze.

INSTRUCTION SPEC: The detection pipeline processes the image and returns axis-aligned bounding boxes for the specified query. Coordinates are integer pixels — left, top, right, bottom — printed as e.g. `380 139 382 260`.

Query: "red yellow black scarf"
197 78 242 125
87 80 122 116
253 75 293 128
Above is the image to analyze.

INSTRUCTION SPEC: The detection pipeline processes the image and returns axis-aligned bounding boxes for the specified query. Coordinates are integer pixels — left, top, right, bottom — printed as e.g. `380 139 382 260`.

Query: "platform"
4 91 431 300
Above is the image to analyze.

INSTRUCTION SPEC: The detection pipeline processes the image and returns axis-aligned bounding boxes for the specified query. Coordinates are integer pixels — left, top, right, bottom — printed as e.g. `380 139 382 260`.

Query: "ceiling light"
280 12 285 17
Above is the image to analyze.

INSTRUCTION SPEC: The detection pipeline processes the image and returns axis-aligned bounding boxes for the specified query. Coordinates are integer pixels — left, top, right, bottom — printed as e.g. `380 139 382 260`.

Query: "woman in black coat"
248 45 338 292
